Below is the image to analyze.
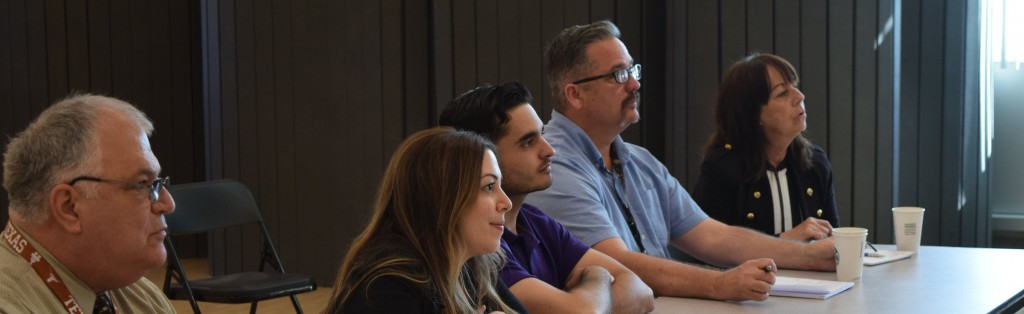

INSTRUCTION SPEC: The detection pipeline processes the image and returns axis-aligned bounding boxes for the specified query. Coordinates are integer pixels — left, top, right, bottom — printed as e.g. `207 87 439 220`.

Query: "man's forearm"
684 222 831 271
595 241 725 300
610 272 654 313
567 269 615 314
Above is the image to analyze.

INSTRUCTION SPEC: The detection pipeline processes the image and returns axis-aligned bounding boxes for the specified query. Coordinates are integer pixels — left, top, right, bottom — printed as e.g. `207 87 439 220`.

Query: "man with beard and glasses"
524 20 836 302
440 82 654 313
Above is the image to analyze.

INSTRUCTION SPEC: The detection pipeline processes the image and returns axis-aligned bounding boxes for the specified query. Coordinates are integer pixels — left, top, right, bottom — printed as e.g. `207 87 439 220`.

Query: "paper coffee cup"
892 207 925 252
834 227 868 282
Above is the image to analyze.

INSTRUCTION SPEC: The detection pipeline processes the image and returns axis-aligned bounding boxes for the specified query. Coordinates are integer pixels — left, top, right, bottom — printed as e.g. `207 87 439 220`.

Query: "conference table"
652 245 1024 313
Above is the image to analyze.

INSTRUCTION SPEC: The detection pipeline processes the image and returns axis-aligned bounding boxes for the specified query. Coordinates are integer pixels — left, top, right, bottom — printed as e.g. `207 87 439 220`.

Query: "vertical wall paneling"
87 0 113 94
875 0 898 243
1 0 203 253
451 0 477 96
940 0 965 245
897 0 987 247
800 0 829 148
475 0 498 85
0 0 15 224
719 0 746 75
664 0 688 177
774 0 801 68
961 0 986 247
827 0 856 229
747 0 774 53
404 0 432 132
915 0 945 246
379 0 404 161
896 0 920 211
66 0 88 90
564 0 589 26
518 0 546 118
683 0 719 187
432 0 454 120
496 0 521 83
641 0 667 161
852 0 879 230
591 0 615 21
539 0 563 120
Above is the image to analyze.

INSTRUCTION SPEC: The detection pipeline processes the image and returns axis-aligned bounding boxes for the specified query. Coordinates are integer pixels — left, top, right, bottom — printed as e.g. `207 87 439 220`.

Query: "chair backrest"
165 179 264 235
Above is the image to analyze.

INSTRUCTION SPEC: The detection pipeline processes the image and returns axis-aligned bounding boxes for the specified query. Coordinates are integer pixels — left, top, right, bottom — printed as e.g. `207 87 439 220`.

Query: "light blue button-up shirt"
525 111 707 259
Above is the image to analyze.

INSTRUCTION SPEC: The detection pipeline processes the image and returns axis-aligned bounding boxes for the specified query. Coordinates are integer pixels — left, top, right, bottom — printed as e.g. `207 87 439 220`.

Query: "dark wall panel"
0 0 204 252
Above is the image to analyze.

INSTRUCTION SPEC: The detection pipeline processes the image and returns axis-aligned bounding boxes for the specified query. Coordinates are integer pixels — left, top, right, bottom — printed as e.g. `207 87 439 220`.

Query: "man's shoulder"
0 252 65 312
518 204 565 231
0 246 42 289
112 277 175 313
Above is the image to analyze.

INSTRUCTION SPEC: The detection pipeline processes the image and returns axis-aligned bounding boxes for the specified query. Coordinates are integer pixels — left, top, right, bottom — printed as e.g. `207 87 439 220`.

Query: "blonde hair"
325 127 516 314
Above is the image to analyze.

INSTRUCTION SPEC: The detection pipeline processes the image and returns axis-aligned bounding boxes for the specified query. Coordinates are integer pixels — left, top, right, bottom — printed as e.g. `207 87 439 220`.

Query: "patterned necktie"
94 292 114 314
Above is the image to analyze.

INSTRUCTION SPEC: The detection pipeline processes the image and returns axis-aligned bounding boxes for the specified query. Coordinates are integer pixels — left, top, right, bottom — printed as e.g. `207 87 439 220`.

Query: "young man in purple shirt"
440 82 654 313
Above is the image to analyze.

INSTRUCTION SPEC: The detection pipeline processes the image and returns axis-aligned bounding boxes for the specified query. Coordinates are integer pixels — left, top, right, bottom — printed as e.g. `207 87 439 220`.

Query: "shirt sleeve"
499 240 533 286
655 159 708 240
526 156 622 248
542 213 591 286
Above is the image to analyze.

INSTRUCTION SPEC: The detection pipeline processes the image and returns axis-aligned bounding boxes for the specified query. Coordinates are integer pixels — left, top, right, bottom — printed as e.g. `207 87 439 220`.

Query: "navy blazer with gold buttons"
692 143 840 236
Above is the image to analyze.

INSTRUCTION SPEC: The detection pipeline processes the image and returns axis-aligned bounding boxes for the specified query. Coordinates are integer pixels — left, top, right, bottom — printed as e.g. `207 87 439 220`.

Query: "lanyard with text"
2 221 86 314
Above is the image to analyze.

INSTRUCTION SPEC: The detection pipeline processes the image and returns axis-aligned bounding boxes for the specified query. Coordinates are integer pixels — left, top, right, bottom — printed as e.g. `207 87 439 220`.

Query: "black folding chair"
162 179 317 313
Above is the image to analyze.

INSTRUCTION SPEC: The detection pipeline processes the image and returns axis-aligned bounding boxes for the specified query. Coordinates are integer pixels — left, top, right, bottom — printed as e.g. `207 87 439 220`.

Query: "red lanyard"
3 221 85 314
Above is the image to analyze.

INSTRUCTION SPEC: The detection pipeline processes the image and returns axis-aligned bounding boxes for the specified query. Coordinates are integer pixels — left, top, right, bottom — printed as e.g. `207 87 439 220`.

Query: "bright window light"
992 0 1024 67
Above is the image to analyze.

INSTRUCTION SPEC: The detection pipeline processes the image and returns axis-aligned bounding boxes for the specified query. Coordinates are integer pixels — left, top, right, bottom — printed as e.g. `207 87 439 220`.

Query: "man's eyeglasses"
572 64 642 85
69 176 170 203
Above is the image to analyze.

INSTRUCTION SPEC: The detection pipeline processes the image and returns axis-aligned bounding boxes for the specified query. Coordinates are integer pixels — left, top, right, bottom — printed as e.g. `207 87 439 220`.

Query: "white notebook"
863 250 914 266
770 276 854 299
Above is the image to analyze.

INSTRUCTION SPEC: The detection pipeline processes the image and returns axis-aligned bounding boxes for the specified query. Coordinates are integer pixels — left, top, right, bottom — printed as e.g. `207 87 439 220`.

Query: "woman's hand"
779 217 833 242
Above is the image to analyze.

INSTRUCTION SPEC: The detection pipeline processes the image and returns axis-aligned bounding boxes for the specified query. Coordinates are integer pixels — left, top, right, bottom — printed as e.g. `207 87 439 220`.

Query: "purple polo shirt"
499 203 591 289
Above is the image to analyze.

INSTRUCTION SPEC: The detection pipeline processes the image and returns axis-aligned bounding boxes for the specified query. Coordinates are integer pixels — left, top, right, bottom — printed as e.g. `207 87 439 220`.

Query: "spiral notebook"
770 276 854 299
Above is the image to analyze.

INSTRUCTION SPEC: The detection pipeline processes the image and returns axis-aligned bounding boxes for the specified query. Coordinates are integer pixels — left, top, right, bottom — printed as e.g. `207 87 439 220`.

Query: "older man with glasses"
525 20 837 302
1 94 176 313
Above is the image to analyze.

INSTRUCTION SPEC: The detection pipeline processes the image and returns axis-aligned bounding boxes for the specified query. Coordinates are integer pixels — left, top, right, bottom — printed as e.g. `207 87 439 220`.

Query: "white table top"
652 245 1024 313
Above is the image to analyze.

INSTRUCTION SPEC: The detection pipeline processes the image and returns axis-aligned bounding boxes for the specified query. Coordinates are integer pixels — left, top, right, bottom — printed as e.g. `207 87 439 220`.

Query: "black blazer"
693 143 840 235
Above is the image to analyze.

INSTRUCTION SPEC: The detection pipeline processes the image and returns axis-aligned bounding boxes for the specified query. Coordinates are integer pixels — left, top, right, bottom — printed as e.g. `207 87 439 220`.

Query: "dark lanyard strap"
611 147 646 254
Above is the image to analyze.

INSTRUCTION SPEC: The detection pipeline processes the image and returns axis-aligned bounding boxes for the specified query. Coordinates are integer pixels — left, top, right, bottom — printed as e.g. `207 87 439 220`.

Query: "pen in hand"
763 265 773 272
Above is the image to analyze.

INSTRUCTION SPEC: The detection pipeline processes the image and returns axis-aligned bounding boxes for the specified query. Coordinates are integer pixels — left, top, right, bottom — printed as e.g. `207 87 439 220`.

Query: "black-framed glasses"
572 64 642 85
69 176 170 203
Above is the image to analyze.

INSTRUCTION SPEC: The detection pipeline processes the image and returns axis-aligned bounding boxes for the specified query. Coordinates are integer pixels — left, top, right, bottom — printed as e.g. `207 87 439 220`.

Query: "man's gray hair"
3 94 154 223
545 20 621 112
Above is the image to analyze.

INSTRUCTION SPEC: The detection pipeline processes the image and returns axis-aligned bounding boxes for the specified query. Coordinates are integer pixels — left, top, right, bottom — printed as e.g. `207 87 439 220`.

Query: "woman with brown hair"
694 53 839 242
325 127 524 313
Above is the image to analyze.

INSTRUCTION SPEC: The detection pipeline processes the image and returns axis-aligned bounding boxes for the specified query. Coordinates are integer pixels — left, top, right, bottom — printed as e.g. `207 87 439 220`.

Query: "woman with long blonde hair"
325 127 524 313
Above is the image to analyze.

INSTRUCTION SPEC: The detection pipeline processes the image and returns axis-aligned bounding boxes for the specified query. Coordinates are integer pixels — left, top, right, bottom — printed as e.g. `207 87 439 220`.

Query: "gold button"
724 143 732 150
753 191 761 199
817 209 823 217
806 188 814 197
747 212 755 220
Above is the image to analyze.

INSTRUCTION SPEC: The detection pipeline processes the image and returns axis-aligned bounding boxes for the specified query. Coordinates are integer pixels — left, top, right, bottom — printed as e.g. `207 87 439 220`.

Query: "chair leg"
189 299 202 314
249 301 258 314
290 294 304 314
